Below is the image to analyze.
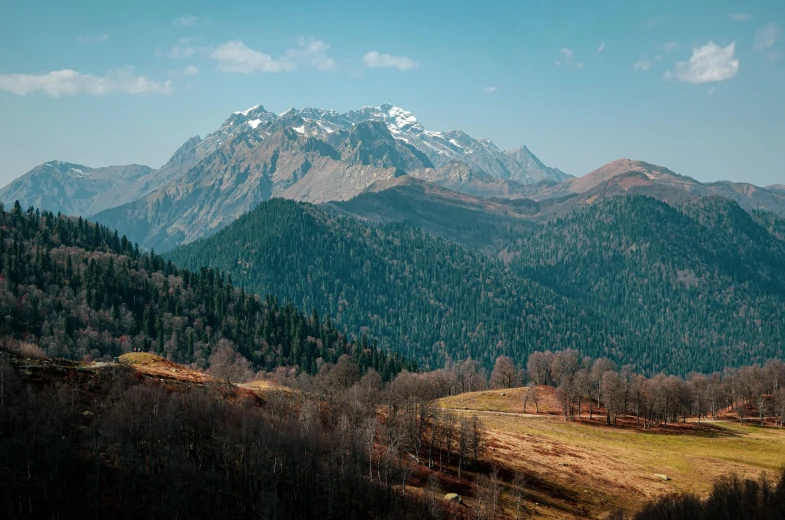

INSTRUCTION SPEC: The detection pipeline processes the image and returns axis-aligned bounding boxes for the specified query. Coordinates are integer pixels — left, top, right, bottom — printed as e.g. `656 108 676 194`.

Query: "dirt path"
439 407 556 419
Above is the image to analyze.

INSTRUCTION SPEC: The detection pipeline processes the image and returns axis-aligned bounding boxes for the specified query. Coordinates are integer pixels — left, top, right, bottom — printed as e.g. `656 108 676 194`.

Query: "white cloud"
211 41 295 73
483 86 499 93
668 41 739 84
0 68 172 97
182 65 199 75
655 55 663 61
769 49 783 61
172 15 198 27
362 51 419 71
76 34 109 44
555 48 583 70
210 39 335 73
285 38 335 71
597 42 606 53
708 87 716 96
729 13 753 22
633 60 652 71
755 22 780 50
662 41 678 52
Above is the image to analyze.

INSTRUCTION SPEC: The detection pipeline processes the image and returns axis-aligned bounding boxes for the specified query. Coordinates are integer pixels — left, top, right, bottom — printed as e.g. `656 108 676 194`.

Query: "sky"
0 0 783 187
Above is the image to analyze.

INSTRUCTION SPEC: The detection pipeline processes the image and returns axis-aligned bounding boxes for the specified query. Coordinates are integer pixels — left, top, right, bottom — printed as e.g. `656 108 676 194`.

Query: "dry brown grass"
118 352 213 383
238 379 294 393
438 389 785 519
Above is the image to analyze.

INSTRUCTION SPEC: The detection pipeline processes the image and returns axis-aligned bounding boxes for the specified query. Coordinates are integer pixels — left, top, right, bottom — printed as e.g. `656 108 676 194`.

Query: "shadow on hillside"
421 449 595 518
569 415 744 438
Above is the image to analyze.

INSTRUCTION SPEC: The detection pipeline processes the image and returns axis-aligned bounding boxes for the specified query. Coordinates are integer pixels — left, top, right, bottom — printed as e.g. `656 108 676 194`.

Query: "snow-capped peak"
235 104 261 116
376 103 420 131
41 160 92 178
212 102 567 185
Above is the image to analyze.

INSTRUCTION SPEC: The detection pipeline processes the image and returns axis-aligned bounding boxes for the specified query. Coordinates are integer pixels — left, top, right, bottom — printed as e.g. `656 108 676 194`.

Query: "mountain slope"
408 161 535 199
329 176 540 251
523 158 785 216
0 201 408 377
167 198 620 370
93 122 431 251
169 196 785 374
0 161 156 216
220 103 569 184
512 195 785 372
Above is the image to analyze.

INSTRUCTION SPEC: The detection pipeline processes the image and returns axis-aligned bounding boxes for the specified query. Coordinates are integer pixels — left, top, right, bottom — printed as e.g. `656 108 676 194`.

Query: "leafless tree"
490 355 520 389
590 358 617 419
526 350 553 386
206 339 253 384
523 382 539 413
512 471 528 520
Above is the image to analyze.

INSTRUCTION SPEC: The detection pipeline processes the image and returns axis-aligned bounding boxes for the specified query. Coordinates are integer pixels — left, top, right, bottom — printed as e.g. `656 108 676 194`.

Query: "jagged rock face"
1 102 564 231
220 103 569 185
93 120 432 251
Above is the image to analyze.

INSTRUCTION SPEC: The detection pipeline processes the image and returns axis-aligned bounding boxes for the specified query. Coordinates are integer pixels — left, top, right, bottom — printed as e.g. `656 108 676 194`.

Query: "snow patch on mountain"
235 105 261 116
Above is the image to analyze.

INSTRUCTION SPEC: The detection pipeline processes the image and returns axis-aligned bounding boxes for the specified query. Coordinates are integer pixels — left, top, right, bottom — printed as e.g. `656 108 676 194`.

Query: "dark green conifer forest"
168 197 785 375
0 202 411 379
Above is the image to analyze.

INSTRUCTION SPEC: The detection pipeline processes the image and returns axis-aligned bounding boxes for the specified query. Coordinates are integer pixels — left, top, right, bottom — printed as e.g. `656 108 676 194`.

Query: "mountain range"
4 103 785 254
2 100 785 374
0 103 565 222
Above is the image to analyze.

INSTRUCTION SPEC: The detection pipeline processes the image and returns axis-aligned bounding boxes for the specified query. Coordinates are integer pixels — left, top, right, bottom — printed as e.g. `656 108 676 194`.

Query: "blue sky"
0 0 783 186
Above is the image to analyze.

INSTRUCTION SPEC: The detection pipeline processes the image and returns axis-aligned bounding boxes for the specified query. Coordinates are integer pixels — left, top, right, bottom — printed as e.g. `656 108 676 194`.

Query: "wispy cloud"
362 51 419 71
76 34 109 44
597 42 606 53
665 41 739 84
662 41 678 52
483 86 499 94
172 15 198 27
287 38 335 71
729 13 753 22
708 87 716 96
162 39 198 59
0 68 172 97
755 22 780 50
555 48 583 70
210 38 335 73
169 65 200 77
633 60 652 71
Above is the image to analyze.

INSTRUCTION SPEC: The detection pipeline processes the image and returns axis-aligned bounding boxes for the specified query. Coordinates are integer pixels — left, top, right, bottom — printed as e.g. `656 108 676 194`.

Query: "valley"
1 102 785 520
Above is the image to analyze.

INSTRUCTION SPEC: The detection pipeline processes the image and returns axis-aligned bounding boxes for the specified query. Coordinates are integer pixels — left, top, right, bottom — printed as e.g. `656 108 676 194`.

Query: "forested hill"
512 196 785 373
0 201 411 379
168 197 785 375
167 198 627 370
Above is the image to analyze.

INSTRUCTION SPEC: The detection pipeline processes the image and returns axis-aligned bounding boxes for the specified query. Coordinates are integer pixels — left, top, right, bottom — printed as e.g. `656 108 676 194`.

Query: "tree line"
0 201 412 380
477 349 785 427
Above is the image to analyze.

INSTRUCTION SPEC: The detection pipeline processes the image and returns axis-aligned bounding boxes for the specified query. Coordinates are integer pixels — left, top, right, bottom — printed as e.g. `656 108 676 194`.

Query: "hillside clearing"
438 388 785 519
